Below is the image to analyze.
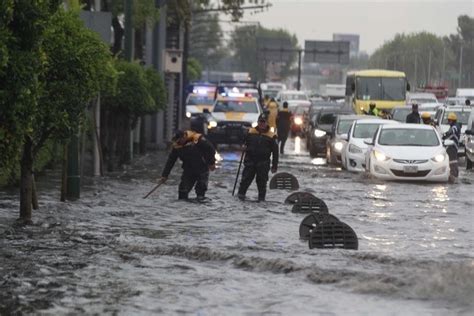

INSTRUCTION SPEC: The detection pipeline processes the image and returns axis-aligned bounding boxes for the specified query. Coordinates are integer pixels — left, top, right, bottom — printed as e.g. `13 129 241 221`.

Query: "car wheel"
467 157 473 170
309 144 319 158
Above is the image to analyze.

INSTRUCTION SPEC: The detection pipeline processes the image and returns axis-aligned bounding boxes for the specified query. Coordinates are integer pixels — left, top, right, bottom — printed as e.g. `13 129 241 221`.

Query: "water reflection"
311 158 326 165
294 136 301 154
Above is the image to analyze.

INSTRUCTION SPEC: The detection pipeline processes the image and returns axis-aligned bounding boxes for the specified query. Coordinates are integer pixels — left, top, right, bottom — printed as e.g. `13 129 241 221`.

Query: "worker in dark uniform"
276 101 292 154
442 113 461 182
237 114 279 202
160 130 216 201
406 103 421 123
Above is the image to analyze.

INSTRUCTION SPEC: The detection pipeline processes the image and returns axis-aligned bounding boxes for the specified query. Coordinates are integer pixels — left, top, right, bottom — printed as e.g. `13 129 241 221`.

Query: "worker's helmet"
421 112 431 119
447 112 457 121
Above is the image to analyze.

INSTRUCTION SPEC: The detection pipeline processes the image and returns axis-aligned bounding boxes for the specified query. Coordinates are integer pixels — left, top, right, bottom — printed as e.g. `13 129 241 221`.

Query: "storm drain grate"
269 172 299 190
309 220 359 250
299 212 340 240
285 191 317 204
291 197 328 214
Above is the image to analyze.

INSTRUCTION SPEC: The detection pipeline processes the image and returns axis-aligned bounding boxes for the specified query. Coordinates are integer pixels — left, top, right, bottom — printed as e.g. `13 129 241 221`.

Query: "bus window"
356 77 380 100
381 78 406 101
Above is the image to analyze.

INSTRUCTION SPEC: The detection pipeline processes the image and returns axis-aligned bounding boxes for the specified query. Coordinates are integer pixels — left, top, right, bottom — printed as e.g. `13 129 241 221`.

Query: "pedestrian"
365 102 379 116
466 99 471 107
266 97 279 132
237 114 279 202
442 113 461 182
160 130 216 201
263 94 271 108
421 112 435 126
276 101 292 154
406 103 421 123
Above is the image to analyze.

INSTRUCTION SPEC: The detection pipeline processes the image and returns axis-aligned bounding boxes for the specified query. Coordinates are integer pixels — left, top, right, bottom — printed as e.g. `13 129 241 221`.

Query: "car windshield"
353 123 381 138
441 110 471 125
356 77 406 101
419 105 438 112
295 105 310 115
282 94 308 101
318 113 336 125
337 119 355 134
392 108 411 122
213 100 258 113
378 128 440 146
263 90 279 98
187 95 214 106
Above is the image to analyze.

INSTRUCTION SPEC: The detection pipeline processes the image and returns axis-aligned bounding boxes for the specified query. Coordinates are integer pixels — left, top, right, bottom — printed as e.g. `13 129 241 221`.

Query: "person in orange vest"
160 130 216 201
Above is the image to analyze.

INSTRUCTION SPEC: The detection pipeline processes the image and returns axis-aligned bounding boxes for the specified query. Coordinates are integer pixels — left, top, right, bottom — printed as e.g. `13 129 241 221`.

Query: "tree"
0 2 115 223
369 32 454 88
101 60 165 169
230 25 299 81
187 58 203 81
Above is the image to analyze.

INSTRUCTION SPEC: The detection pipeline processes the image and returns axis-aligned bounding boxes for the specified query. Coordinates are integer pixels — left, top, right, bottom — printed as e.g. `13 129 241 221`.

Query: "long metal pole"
297 50 302 91
414 52 418 88
93 0 101 176
442 45 446 83
427 50 432 85
458 45 463 88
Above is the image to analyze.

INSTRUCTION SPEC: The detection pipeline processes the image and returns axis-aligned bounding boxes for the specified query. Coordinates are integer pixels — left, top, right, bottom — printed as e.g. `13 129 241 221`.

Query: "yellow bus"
345 69 410 114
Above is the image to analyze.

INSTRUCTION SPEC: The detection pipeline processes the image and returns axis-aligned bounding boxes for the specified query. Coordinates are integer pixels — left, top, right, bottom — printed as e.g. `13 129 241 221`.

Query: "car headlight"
314 129 326 137
208 121 217 129
186 111 191 118
294 117 303 125
251 121 258 128
431 154 446 163
349 144 363 154
374 150 389 161
334 142 343 152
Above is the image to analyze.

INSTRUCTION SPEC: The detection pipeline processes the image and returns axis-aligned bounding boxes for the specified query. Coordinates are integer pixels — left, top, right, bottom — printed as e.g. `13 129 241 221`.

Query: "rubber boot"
178 192 188 200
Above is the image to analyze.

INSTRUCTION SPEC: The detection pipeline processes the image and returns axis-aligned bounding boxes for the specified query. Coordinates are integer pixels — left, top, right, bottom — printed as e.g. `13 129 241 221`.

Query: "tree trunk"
112 16 124 56
60 144 67 202
31 173 39 210
19 137 34 223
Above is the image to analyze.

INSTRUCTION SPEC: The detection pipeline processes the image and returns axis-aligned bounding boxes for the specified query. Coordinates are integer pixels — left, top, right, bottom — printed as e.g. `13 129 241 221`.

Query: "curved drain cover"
269 172 299 190
299 213 340 240
285 191 316 204
309 220 358 250
291 197 328 214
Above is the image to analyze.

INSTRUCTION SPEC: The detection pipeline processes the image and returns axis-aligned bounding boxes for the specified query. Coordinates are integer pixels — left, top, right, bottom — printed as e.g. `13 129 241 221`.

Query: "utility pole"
93 0 101 176
442 45 446 84
458 44 463 88
427 50 432 85
297 50 302 91
414 52 418 88
124 0 133 162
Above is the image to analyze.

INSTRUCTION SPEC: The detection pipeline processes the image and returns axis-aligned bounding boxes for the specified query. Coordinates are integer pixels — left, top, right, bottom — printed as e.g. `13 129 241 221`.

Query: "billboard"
303 40 350 64
333 33 360 57
257 37 294 62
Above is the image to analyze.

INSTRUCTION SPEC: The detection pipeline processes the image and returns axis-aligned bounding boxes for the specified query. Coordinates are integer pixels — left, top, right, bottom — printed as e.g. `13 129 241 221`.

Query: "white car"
341 119 399 172
365 124 450 182
407 92 438 105
275 90 311 112
418 102 440 118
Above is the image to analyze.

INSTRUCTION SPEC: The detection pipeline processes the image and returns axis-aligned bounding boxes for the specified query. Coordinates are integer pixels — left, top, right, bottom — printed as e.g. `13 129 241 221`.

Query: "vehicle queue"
185 71 473 185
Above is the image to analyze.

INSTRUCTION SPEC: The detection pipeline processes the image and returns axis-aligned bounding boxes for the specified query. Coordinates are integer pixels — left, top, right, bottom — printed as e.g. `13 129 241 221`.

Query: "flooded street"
1 138 473 315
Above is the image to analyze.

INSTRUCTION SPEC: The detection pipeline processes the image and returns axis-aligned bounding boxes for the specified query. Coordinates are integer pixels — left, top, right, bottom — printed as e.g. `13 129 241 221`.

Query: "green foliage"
0 0 61 173
369 32 454 87
230 25 298 81
145 67 167 112
187 58 203 81
38 8 117 142
103 60 159 118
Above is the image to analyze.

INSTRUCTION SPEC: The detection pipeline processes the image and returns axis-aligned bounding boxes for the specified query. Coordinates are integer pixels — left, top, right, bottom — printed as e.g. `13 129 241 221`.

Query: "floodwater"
1 138 473 315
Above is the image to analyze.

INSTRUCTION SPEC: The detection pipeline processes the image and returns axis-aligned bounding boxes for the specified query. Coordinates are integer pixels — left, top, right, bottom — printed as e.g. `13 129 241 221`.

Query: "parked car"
307 107 353 158
326 114 374 165
434 105 472 156
464 111 474 169
290 104 310 137
365 124 450 182
341 118 399 171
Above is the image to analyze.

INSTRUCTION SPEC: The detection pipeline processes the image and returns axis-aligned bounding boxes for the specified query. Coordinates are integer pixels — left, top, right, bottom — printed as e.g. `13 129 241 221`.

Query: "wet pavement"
1 138 473 315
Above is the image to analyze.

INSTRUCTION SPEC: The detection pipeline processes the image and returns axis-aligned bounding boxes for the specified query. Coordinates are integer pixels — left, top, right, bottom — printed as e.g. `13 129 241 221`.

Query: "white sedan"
365 124 450 182
341 119 399 172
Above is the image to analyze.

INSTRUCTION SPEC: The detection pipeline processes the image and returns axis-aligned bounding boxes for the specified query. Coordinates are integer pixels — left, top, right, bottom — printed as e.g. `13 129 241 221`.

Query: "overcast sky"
218 0 473 54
